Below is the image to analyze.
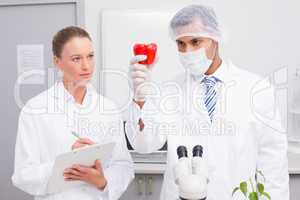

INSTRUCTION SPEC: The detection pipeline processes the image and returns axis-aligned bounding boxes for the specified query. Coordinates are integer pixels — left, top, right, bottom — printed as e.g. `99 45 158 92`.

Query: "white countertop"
134 163 166 174
288 152 300 174
132 152 300 175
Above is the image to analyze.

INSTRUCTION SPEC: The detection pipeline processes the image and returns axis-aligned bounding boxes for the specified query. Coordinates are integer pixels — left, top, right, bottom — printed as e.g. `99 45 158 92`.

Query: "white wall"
84 0 300 140
85 0 299 78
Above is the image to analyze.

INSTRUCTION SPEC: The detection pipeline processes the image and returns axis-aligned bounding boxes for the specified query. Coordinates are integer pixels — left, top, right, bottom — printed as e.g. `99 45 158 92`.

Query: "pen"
71 131 81 139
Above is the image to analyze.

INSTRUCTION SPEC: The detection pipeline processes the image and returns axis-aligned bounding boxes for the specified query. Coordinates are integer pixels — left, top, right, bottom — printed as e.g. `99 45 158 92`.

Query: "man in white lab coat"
12 26 134 200
125 5 289 200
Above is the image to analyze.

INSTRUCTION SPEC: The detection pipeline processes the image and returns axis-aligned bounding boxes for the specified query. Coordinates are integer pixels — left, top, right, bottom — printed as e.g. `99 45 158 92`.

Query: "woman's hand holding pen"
71 138 95 150
66 135 107 190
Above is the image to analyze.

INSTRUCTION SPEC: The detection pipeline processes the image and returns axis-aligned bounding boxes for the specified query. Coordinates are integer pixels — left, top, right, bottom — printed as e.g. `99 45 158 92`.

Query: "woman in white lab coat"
126 5 289 200
12 26 134 200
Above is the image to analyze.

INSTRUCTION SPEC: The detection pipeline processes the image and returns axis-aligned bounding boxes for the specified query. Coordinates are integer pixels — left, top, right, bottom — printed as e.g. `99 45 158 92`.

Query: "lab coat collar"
52 81 95 106
190 59 234 84
210 59 232 83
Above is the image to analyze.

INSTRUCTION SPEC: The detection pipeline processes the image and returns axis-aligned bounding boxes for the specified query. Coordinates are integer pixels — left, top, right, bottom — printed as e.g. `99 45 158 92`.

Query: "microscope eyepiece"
193 145 203 157
177 146 188 159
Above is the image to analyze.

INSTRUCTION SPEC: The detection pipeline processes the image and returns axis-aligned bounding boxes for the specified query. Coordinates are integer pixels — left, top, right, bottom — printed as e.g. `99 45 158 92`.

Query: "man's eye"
192 39 201 46
88 54 94 59
177 41 185 48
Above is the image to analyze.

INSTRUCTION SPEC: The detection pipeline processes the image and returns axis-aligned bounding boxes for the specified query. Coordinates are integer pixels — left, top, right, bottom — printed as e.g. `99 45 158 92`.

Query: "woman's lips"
80 73 91 78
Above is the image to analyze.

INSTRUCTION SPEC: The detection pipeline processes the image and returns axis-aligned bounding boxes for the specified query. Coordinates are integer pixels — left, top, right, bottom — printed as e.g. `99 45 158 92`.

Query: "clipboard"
47 142 115 193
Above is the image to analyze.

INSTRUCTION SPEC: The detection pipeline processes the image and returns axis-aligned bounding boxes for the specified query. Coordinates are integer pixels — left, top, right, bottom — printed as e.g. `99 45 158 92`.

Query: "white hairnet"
169 5 222 42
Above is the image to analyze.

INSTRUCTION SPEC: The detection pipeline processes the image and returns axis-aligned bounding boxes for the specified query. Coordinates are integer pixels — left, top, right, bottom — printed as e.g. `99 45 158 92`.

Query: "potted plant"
232 170 271 200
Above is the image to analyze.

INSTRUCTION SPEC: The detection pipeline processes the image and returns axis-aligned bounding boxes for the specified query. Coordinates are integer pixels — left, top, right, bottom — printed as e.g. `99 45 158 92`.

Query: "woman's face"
54 37 95 84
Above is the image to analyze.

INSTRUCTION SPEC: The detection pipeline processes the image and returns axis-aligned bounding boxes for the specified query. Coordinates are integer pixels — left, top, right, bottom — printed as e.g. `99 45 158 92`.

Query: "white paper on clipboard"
47 142 115 194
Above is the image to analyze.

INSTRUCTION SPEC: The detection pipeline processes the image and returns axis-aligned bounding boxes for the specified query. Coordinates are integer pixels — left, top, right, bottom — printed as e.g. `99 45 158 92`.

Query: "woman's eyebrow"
70 54 81 58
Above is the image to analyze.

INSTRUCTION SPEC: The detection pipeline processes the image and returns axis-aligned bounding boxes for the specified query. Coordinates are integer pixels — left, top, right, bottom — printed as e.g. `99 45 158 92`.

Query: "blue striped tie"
202 76 218 122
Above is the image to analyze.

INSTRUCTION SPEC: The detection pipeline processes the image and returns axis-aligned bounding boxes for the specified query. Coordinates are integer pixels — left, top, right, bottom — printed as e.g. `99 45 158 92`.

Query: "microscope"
174 145 208 200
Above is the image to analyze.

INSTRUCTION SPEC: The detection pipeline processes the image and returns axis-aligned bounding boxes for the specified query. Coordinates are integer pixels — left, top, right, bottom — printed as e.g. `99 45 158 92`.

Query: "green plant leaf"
249 192 259 200
262 192 271 200
257 183 264 194
232 187 240 196
240 181 248 196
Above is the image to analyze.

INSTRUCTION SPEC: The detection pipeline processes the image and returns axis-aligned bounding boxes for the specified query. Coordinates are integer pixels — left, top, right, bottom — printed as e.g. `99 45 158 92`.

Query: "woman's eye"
88 54 94 59
72 57 81 62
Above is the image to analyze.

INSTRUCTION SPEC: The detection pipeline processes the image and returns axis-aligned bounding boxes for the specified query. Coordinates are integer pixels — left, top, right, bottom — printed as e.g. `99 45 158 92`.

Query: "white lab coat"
125 60 289 200
12 81 134 200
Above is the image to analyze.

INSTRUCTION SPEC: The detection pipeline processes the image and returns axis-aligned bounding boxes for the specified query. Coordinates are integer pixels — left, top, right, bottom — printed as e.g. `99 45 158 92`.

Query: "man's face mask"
178 47 213 76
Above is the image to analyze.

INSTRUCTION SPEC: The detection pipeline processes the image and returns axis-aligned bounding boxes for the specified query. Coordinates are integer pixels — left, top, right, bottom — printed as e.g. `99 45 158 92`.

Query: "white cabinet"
120 174 163 200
